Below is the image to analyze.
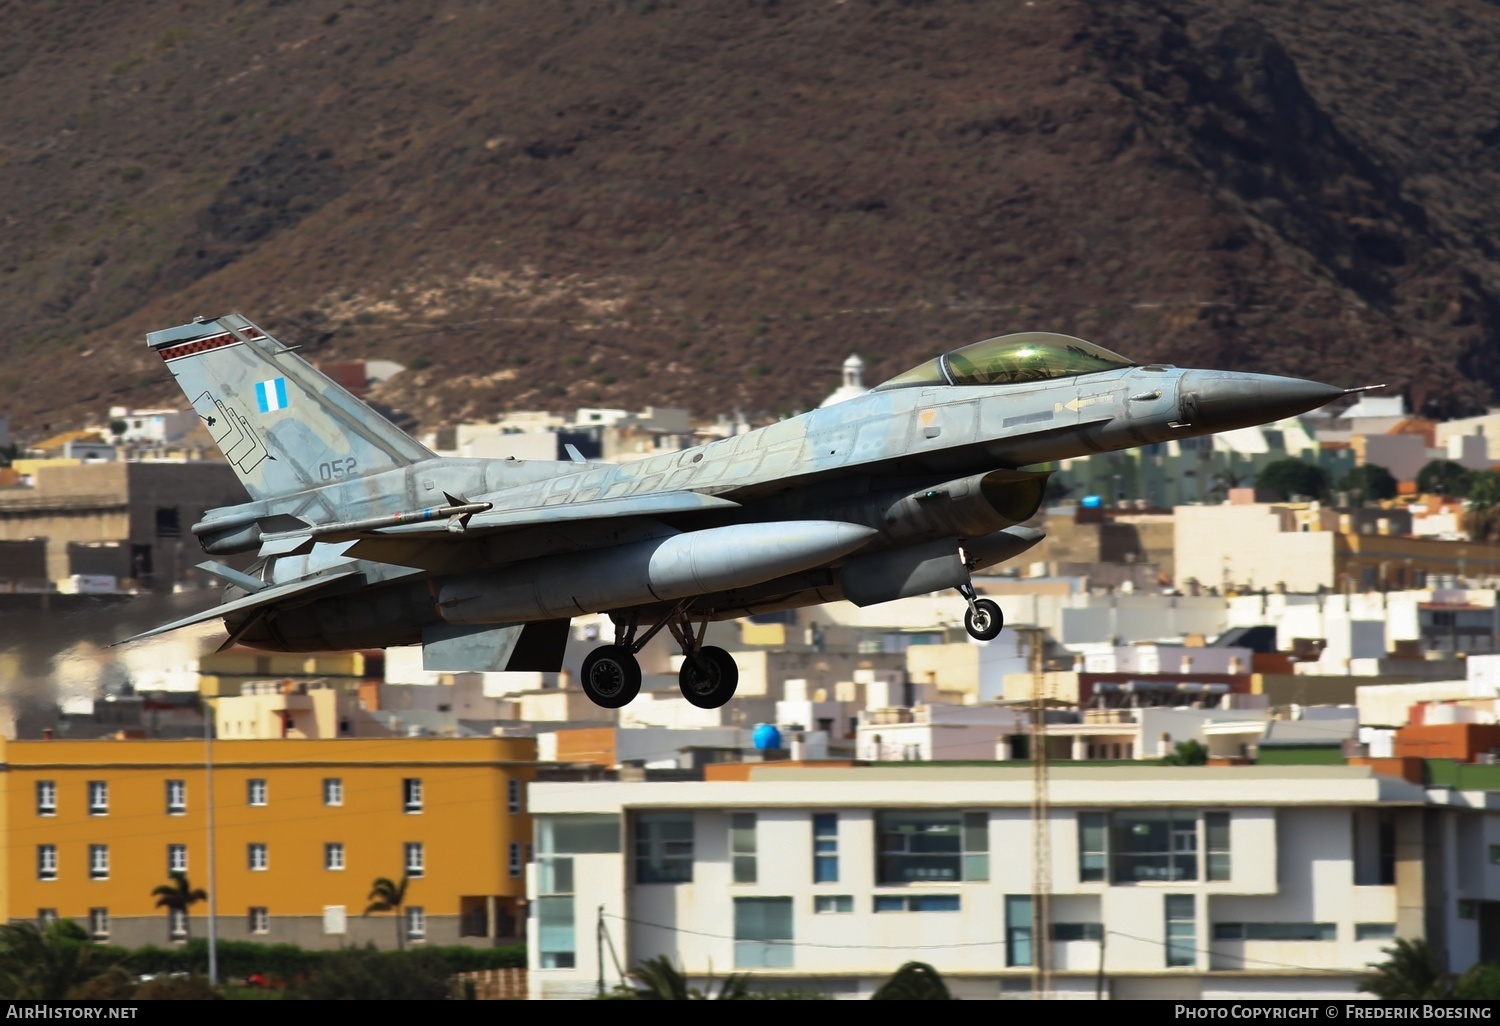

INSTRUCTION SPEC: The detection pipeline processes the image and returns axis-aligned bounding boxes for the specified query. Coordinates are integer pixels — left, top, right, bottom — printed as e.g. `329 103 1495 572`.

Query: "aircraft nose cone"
1177 371 1346 433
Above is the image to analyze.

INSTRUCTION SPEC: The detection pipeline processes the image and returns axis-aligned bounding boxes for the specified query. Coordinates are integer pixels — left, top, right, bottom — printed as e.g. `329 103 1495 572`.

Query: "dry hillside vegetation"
3 0 1499 433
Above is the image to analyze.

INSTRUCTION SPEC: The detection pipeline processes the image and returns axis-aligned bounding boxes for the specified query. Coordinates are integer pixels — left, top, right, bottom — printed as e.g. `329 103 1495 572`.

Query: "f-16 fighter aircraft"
123 314 1367 709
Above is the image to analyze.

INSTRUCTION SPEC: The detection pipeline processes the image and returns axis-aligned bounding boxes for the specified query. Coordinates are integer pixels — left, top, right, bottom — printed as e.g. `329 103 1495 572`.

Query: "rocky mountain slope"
3 0 1500 436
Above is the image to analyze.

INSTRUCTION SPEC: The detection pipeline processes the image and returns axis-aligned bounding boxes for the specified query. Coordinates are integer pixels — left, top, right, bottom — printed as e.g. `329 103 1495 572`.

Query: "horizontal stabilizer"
116 569 363 645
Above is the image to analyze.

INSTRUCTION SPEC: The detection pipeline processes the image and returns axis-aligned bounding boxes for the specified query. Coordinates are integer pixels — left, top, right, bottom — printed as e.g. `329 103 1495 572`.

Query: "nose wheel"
957 580 1003 642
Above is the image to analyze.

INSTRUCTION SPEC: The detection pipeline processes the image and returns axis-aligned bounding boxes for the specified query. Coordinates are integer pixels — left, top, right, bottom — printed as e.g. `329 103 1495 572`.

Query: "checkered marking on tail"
255 378 290 414
158 333 242 362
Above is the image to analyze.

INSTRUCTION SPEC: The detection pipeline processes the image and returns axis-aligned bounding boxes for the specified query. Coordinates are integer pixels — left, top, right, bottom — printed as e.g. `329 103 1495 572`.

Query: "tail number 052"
319 457 359 481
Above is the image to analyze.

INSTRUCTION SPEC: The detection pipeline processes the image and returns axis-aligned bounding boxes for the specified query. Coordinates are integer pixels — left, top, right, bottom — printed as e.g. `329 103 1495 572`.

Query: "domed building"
818 354 868 408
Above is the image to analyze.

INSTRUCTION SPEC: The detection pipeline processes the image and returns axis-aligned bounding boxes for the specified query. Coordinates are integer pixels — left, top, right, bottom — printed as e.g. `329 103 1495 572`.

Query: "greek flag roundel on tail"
255 377 289 414
145 314 434 501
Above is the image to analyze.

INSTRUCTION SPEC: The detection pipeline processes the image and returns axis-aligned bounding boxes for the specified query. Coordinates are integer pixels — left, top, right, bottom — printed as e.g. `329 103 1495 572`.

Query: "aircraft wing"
116 568 363 645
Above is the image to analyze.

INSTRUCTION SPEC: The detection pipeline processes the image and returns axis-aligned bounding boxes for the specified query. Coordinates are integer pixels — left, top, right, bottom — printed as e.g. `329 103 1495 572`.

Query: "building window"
813 813 839 883
1214 922 1336 941
815 895 854 914
166 779 187 816
509 841 522 878
169 908 187 941
537 814 621 856
248 843 268 871
875 894 961 913
247 779 267 807
1490 844 1500 866
36 780 56 817
962 812 990 881
537 854 576 969
168 844 187 874
37 909 57 927
1005 895 1033 967
405 842 424 878
249 907 269 935
1078 812 1108 883
88 781 108 816
731 813 757 883
1356 923 1397 942
403 778 423 813
155 507 182 539
37 845 57 881
734 897 793 969
508 778 522 814
1114 810 1198 883
1205 812 1231 881
324 778 343 807
875 810 989 884
635 812 693 884
406 907 426 942
1166 895 1196 967
89 844 109 880
1354 810 1397 886
89 909 109 940
1052 922 1104 942
325 843 345 871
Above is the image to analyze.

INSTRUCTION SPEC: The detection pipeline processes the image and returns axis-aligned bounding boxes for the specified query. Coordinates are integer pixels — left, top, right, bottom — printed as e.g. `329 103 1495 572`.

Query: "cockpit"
872 332 1134 390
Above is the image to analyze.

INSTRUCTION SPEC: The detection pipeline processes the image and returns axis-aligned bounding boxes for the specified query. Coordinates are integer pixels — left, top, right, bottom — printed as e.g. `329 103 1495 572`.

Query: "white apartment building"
527 764 1500 1000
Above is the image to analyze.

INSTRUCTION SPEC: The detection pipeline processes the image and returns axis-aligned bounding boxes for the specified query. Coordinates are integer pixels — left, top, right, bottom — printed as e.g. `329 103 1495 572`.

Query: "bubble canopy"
873 332 1134 390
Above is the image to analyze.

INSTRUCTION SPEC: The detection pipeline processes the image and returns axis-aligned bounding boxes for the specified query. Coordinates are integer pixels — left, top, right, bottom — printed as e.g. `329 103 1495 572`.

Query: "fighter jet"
124 314 1364 710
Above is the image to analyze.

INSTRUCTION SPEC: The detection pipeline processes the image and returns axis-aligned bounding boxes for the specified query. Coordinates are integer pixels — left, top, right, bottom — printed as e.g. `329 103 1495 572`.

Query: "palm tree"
364 875 411 951
1361 938 1448 999
151 872 207 942
621 956 747 1000
872 961 952 1000
0 921 100 999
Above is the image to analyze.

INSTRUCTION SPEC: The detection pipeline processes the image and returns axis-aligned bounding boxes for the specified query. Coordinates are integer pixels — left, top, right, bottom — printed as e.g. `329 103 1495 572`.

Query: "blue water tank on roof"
752 723 782 750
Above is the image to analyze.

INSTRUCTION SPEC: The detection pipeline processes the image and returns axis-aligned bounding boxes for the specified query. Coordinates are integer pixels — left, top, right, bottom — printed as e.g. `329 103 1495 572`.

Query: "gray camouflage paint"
127 314 1349 665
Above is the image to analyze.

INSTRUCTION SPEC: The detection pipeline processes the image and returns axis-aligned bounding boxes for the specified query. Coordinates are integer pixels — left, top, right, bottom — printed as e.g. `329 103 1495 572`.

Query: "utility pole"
204 696 218 988
1095 924 1107 1000
596 905 605 997
1021 627 1051 1000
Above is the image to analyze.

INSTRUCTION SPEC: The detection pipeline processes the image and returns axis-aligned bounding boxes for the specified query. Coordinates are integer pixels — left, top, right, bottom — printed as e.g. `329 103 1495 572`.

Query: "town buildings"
526 762 1498 1000
3 737 535 949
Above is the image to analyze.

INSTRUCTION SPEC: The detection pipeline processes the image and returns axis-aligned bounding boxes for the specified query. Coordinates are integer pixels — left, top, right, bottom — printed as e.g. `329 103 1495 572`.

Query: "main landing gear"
579 603 739 710
956 546 1003 642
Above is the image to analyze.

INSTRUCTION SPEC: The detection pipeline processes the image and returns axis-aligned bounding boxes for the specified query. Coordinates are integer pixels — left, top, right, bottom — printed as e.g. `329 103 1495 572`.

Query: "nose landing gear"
957 546 1003 641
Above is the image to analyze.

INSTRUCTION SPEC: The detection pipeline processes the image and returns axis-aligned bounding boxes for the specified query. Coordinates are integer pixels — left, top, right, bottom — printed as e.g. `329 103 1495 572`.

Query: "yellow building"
2 737 535 949
213 681 378 739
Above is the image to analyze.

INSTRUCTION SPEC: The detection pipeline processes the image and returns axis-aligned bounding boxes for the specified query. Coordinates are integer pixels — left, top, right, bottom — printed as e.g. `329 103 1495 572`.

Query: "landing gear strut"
664 605 737 709
957 550 1004 641
585 602 740 710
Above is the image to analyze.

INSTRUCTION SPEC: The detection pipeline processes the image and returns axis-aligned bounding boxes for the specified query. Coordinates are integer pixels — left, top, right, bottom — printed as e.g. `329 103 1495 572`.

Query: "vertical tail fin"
145 313 433 500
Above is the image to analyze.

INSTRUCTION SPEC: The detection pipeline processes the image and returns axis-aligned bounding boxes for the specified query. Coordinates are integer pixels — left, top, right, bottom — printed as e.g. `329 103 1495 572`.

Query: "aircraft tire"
678 646 739 709
965 599 1004 641
580 645 642 708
